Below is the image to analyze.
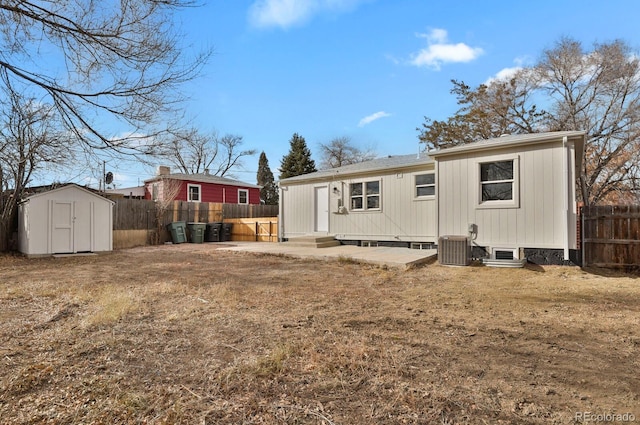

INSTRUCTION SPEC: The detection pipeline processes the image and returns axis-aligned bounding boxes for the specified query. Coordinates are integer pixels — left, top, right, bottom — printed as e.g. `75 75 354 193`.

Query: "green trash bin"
187 222 207 244
167 221 187 244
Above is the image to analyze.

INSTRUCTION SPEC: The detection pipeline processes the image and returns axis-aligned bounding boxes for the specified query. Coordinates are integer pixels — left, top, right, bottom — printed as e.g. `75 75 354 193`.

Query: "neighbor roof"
429 131 586 158
279 153 434 184
145 173 261 189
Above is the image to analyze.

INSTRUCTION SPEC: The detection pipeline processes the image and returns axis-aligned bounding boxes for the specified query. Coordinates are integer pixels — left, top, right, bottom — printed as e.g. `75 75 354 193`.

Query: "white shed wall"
437 141 578 251
19 186 113 256
281 167 437 242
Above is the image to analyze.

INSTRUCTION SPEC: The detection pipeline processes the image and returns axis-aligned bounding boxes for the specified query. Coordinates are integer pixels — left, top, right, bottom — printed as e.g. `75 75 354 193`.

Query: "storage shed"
18 184 114 257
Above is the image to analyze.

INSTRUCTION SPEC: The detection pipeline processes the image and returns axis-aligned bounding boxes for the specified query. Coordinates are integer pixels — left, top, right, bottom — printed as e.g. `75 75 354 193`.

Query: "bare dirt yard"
1 244 638 424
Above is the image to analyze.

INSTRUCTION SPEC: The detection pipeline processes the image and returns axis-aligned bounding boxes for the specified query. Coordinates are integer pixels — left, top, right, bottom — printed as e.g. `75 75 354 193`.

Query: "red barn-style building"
144 166 261 204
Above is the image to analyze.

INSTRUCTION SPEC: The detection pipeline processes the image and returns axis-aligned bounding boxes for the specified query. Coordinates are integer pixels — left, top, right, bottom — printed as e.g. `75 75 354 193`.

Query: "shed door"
51 201 74 253
314 186 329 233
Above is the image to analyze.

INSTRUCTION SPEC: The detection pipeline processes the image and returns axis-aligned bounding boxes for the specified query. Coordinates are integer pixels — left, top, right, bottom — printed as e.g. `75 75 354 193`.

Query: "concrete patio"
216 241 437 269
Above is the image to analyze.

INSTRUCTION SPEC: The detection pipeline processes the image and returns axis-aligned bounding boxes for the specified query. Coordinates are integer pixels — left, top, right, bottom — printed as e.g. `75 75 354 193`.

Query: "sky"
50 0 640 188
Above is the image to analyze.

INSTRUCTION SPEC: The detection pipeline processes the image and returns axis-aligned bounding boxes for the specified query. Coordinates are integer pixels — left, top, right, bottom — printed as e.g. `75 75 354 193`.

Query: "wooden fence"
224 218 278 242
112 199 279 248
113 199 278 230
581 205 640 269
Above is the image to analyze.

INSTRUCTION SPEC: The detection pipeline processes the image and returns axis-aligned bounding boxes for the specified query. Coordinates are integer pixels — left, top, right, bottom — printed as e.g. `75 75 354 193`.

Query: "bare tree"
160 128 256 177
418 38 640 205
0 77 72 250
535 38 640 205
152 177 182 244
0 0 208 153
318 137 376 169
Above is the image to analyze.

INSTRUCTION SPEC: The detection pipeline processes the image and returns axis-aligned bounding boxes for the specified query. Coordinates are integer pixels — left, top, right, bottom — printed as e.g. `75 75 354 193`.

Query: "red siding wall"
145 179 259 204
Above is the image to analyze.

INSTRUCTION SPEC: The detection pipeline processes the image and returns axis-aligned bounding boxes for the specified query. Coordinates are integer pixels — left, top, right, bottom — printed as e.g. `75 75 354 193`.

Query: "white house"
18 184 114 257
278 131 585 264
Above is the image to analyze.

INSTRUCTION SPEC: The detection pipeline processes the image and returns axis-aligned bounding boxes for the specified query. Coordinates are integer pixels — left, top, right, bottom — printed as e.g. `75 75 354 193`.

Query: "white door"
51 201 74 253
314 186 329 233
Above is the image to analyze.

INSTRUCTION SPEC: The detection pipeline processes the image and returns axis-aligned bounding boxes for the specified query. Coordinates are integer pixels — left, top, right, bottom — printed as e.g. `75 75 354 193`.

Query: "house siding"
281 166 437 242
145 179 260 204
437 140 577 251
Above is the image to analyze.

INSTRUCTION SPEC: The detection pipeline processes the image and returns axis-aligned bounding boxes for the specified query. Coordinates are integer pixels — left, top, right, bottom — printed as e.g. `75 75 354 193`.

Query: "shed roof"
279 153 434 184
20 183 114 204
145 173 261 189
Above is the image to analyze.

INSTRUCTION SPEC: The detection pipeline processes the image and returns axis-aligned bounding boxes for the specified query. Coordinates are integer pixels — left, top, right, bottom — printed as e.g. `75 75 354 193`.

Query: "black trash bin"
221 222 233 242
205 222 222 242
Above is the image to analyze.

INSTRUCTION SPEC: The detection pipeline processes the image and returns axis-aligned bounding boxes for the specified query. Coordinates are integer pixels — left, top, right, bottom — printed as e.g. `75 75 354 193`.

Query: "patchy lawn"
0 245 638 424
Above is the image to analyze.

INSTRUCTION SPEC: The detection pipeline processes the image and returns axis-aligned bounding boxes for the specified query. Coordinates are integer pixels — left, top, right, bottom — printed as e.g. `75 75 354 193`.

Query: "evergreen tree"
279 133 317 179
256 152 278 205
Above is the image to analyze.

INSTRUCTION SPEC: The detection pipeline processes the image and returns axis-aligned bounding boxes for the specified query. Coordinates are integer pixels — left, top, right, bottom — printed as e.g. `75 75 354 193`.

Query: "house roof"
279 153 434 184
145 173 261 189
428 131 586 158
105 186 146 197
280 131 586 185
20 183 115 204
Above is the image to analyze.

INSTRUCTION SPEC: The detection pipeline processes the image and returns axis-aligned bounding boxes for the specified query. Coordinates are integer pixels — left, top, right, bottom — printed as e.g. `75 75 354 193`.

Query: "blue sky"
58 0 640 188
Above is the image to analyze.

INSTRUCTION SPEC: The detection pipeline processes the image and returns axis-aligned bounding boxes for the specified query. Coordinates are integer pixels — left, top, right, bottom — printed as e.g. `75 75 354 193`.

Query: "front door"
314 186 329 233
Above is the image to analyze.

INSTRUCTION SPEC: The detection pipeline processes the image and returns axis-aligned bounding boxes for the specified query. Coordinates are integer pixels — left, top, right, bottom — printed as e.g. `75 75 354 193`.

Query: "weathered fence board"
582 205 640 268
111 199 279 246
113 199 278 230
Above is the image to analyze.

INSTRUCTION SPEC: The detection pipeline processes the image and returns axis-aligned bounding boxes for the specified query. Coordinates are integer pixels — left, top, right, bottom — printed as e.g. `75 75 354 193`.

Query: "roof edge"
429 131 587 158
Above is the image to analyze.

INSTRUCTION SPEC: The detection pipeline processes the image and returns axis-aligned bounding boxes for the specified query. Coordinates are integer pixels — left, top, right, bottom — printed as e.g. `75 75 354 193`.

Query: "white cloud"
409 28 483 70
358 111 391 127
248 0 367 29
484 66 522 85
484 56 531 84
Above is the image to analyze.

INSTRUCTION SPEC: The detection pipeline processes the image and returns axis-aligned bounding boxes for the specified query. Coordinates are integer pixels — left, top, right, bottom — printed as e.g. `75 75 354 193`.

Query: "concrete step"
281 235 341 248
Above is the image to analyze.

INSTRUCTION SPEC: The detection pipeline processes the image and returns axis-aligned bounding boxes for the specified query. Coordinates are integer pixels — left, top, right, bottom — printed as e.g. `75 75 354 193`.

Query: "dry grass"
0 245 639 424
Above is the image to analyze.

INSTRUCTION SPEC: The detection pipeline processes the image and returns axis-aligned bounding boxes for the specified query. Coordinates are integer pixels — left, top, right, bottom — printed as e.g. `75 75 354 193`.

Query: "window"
238 189 248 204
480 160 514 201
415 173 435 197
151 183 159 201
350 180 380 210
187 184 201 202
478 156 520 208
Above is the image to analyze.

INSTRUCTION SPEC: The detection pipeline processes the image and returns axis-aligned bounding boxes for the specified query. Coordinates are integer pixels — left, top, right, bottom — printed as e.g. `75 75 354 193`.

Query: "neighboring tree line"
418 37 640 206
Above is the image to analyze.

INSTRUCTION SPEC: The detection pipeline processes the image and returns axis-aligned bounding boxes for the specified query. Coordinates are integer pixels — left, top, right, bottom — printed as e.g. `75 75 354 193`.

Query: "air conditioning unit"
438 235 471 266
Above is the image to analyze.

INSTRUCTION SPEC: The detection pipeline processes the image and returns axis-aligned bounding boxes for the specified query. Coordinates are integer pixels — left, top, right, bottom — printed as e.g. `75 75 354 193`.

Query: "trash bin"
205 222 222 242
167 221 187 244
187 222 207 244
221 222 233 242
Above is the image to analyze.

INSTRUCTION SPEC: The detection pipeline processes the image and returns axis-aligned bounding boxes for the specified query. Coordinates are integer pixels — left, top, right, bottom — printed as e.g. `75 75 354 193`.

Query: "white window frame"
238 189 249 205
414 173 436 199
187 183 201 202
476 155 520 209
349 180 381 211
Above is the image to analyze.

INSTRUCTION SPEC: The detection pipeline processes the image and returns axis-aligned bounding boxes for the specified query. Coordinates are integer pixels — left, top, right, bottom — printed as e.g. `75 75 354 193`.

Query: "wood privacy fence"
581 205 640 269
113 199 278 229
112 199 278 248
